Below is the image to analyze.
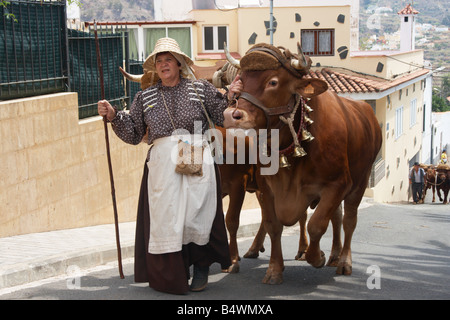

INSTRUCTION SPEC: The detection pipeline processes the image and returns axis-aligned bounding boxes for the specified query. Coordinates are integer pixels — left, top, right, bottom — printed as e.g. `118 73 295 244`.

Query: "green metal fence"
0 0 67 100
68 26 126 119
1 1 143 119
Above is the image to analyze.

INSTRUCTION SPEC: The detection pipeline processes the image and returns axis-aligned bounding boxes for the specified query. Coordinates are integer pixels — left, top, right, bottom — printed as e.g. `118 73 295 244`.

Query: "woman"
98 37 242 294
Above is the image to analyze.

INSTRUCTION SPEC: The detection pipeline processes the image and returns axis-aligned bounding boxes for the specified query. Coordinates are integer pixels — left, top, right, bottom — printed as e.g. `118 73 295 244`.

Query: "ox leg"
244 191 267 259
262 213 284 285
244 223 266 258
336 188 365 276
224 186 246 274
326 204 343 267
336 200 359 275
305 182 349 270
295 210 309 261
258 188 284 284
422 184 427 202
437 187 443 202
305 198 342 269
431 185 435 202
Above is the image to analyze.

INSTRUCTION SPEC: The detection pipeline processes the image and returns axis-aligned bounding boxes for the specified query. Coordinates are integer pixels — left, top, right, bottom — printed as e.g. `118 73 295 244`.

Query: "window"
145 26 192 58
423 104 426 132
395 106 404 139
203 26 228 52
410 99 417 127
301 29 334 56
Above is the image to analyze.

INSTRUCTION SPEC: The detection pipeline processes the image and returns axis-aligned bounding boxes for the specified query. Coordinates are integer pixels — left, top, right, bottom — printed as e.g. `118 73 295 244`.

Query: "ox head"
223 43 328 131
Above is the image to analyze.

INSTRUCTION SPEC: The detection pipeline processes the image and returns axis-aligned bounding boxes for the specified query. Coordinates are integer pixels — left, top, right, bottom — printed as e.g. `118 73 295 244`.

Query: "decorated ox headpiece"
225 42 329 168
240 43 311 78
226 42 327 98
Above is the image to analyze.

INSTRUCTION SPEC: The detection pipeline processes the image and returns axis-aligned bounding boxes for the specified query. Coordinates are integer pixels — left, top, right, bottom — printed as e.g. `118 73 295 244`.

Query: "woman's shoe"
190 265 209 292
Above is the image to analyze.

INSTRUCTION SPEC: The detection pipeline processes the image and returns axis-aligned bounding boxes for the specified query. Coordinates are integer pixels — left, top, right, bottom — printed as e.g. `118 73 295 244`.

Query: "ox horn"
224 42 241 69
119 66 143 83
291 42 309 70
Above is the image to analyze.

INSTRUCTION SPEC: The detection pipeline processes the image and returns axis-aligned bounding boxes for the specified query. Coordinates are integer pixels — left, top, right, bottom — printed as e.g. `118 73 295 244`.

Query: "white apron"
146 135 217 254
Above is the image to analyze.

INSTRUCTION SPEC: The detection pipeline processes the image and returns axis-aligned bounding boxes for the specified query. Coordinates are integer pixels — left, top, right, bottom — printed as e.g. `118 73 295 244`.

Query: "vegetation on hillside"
80 0 154 22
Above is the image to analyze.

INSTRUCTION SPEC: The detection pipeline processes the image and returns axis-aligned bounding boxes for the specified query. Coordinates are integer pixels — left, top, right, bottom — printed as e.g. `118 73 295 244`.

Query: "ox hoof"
225 263 240 274
262 271 283 285
326 255 340 267
309 251 326 269
336 263 352 276
243 246 265 259
295 251 307 261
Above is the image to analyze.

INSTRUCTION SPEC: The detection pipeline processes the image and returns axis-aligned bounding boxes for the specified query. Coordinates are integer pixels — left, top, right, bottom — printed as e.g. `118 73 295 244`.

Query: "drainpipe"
431 124 434 163
270 0 274 45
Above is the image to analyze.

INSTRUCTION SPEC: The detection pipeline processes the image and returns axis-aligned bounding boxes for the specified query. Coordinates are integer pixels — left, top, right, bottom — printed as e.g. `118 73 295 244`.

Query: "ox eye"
268 79 278 87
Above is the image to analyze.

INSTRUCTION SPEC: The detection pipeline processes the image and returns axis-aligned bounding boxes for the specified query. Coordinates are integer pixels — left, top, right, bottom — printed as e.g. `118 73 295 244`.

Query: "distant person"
409 162 425 204
440 149 447 164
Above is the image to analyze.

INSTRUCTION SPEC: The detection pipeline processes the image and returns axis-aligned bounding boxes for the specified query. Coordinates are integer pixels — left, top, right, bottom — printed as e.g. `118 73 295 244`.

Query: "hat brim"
143 51 194 72
143 37 193 72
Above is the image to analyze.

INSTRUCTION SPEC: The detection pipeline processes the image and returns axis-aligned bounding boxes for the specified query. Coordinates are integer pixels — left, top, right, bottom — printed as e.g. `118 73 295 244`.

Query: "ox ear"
296 78 328 98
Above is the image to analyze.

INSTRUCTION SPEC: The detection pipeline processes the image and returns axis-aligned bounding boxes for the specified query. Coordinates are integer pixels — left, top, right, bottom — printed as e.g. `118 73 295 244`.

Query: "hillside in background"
360 0 450 36
77 0 449 68
80 0 154 22
79 0 449 25
360 0 450 68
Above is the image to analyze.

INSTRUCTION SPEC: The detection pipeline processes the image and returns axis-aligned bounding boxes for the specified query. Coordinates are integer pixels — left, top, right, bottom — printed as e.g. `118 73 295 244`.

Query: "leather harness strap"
232 92 300 133
239 92 296 117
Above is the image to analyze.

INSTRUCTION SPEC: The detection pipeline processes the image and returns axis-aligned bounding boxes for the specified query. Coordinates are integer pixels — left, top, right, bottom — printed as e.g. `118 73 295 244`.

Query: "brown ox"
223 43 382 284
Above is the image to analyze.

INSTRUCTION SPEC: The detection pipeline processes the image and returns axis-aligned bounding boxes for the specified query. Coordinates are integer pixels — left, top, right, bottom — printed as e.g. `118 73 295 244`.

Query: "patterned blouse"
111 77 228 153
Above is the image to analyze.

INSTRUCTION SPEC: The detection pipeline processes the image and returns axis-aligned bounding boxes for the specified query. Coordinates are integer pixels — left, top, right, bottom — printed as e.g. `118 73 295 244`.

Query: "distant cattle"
436 164 450 204
422 165 446 203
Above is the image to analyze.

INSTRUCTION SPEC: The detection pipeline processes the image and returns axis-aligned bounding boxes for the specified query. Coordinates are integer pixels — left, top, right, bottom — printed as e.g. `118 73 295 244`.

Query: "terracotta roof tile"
305 68 429 94
397 4 419 15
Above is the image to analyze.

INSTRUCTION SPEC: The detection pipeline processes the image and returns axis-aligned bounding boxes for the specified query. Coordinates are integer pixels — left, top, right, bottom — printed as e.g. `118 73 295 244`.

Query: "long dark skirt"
134 162 231 294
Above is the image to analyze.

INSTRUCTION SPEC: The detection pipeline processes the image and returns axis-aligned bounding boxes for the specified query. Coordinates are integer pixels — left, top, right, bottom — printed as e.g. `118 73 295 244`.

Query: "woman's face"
155 52 180 86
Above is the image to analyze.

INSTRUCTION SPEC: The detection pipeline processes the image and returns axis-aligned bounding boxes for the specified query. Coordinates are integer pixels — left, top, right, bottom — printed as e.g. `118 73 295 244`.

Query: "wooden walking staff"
94 23 124 279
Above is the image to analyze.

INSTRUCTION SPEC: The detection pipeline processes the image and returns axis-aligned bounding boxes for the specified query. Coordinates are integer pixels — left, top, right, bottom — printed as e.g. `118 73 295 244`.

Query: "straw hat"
143 37 194 75
120 37 196 89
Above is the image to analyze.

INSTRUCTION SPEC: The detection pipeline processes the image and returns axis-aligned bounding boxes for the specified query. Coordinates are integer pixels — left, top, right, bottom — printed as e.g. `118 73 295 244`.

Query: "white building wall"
421 74 433 164
432 112 450 164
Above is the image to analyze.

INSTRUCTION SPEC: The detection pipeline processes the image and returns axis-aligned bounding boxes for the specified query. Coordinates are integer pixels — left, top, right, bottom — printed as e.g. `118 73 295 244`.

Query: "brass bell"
304 115 314 125
293 145 307 157
301 129 314 142
279 154 291 168
304 104 314 113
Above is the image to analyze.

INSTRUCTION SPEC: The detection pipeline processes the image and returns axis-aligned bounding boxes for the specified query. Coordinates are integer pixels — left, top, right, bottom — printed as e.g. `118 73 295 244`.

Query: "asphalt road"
1 200 449 301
